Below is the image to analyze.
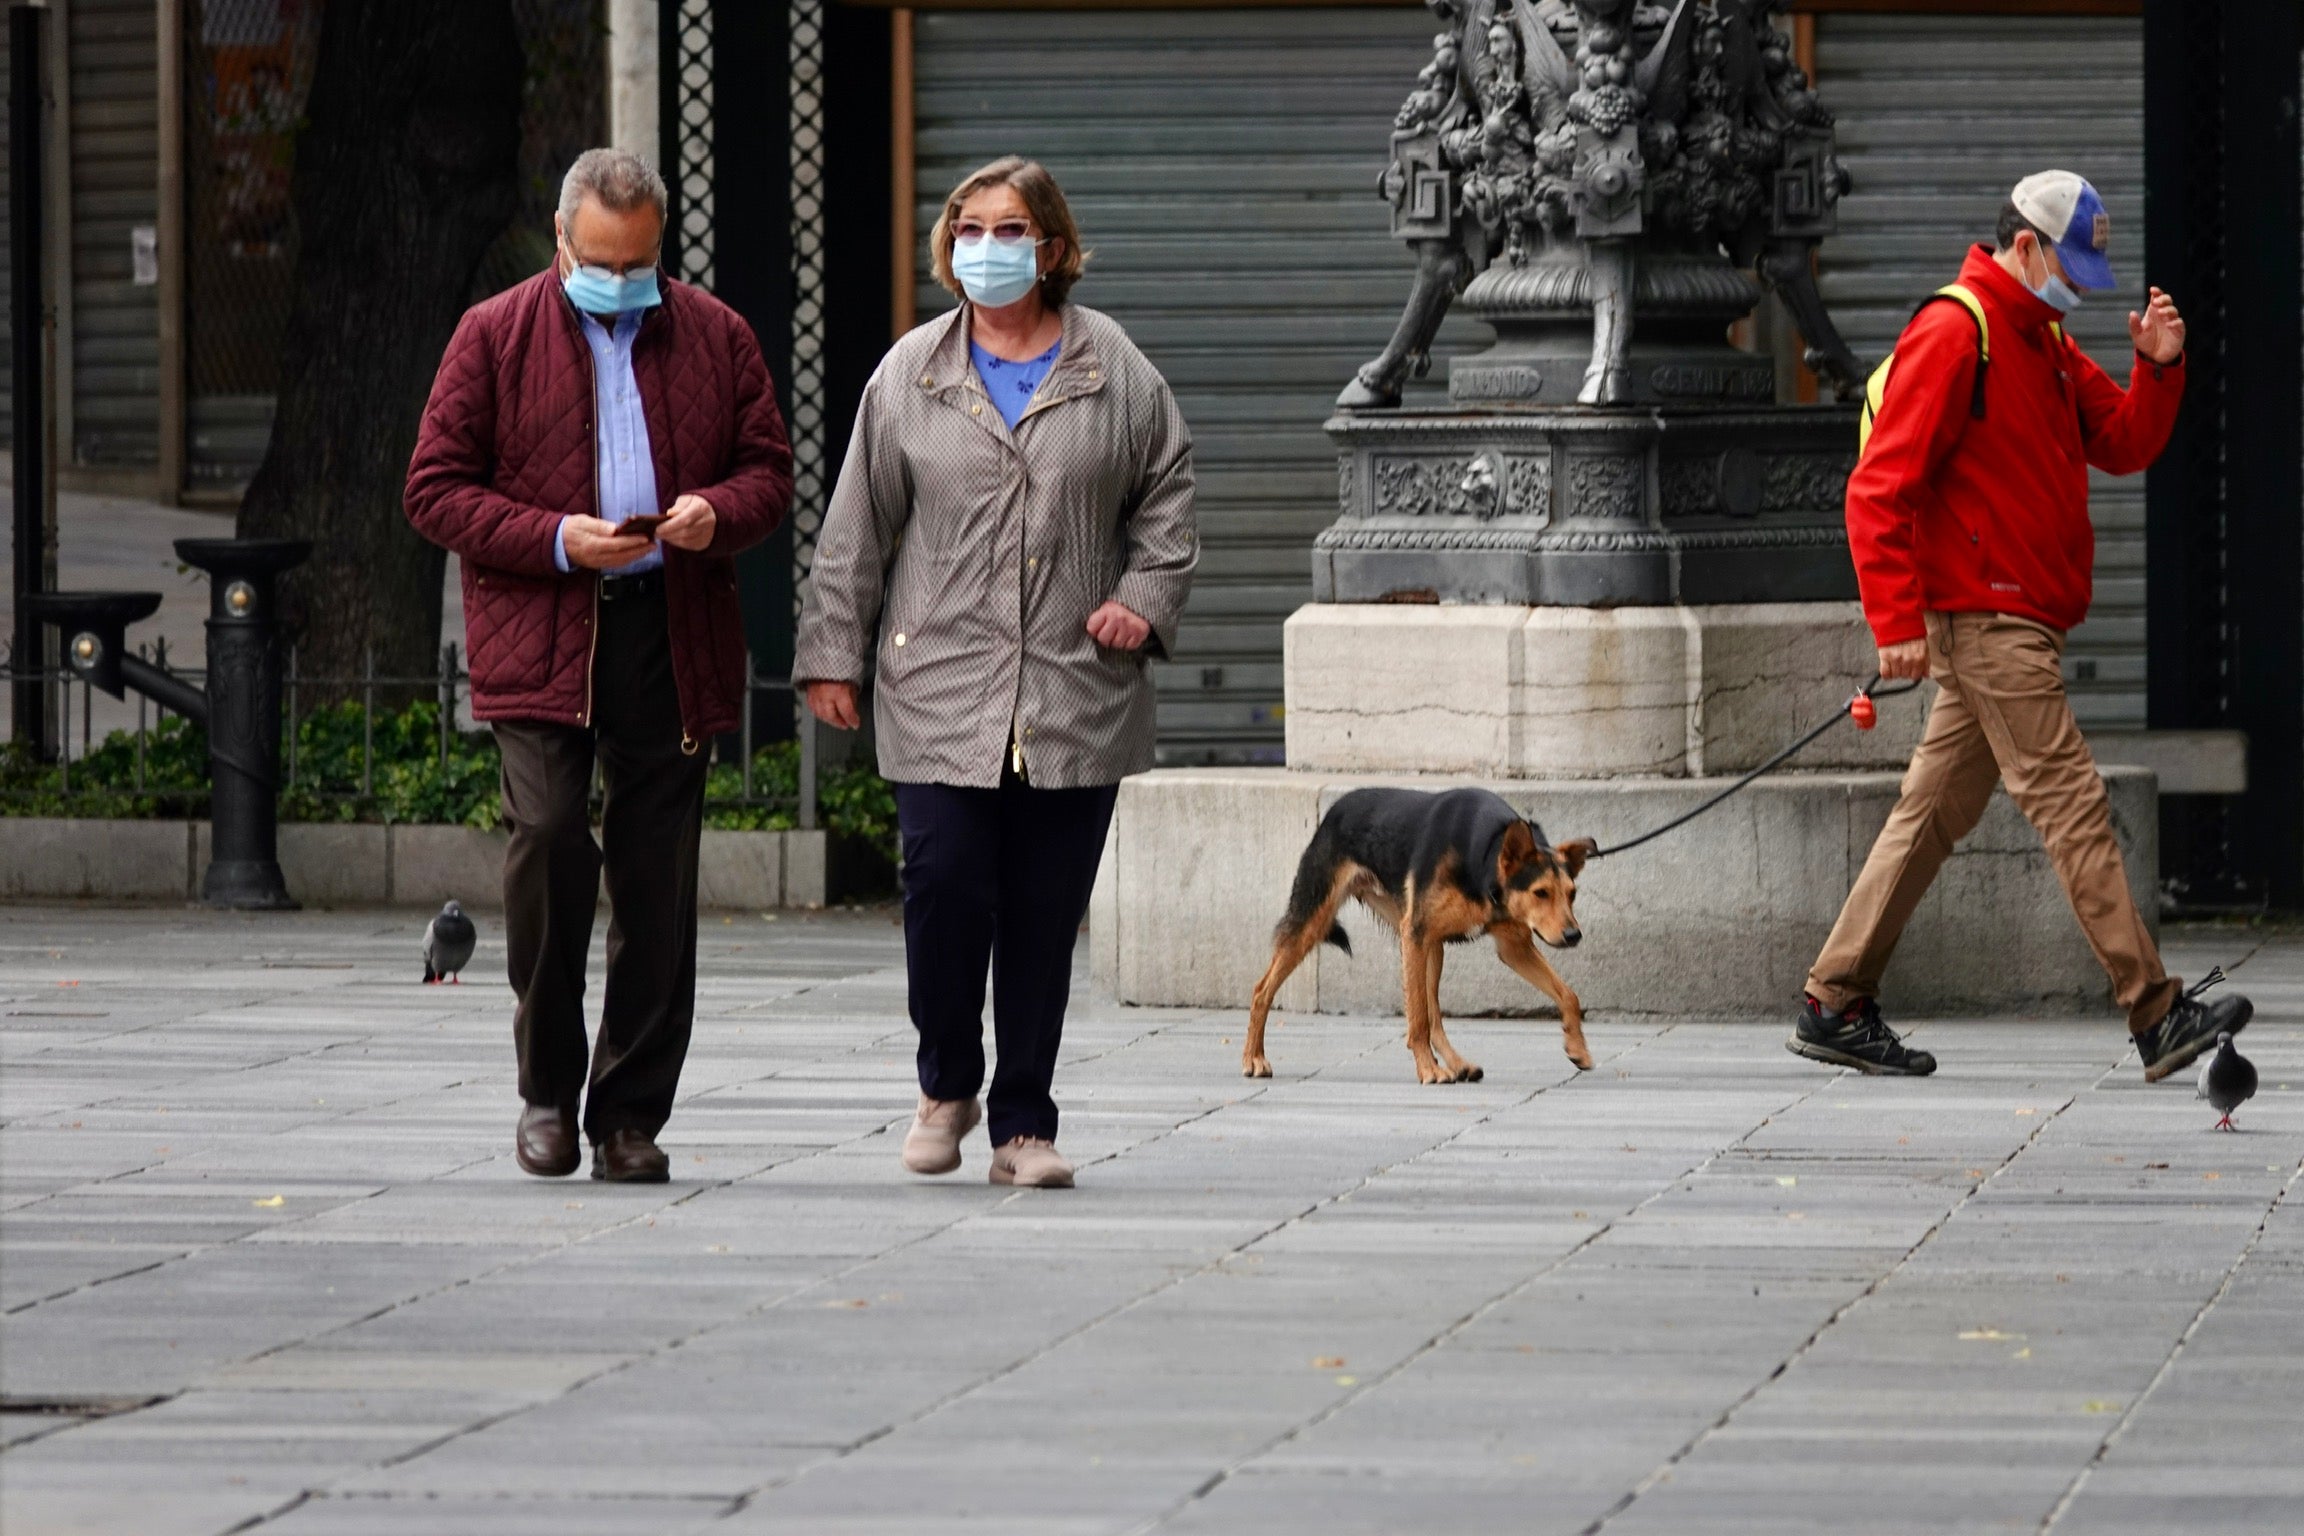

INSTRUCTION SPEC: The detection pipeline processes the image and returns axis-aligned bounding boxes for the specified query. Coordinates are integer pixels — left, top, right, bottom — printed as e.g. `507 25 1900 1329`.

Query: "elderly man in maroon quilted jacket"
406 150 792 1184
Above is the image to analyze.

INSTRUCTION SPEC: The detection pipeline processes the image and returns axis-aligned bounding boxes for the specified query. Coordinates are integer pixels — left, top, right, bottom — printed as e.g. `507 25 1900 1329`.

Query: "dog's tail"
1277 821 1353 957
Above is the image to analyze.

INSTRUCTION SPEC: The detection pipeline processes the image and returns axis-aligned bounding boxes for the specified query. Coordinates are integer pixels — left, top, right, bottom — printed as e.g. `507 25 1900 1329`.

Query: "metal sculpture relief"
1343 0 1864 408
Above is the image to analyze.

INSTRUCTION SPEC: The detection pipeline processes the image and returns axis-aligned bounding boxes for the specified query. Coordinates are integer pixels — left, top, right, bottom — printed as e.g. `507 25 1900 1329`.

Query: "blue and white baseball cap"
2012 170 2115 291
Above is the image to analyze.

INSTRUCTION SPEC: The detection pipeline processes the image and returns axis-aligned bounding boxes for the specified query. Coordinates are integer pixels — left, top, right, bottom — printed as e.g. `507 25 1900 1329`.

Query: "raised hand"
2129 286 2185 365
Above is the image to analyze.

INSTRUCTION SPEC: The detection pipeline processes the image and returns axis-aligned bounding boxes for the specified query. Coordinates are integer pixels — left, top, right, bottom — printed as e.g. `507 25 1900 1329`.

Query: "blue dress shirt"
554 308 664 575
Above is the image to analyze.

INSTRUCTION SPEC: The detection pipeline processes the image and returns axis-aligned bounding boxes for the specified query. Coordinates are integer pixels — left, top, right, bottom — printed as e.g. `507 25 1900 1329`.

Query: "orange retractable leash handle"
1586 675 1923 861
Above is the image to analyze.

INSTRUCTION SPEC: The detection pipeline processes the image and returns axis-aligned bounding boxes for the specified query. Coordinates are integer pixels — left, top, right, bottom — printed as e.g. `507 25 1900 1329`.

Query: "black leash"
1588 675 1924 860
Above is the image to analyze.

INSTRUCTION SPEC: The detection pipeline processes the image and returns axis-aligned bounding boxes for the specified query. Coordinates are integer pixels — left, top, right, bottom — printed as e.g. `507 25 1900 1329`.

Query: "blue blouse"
969 337 1062 430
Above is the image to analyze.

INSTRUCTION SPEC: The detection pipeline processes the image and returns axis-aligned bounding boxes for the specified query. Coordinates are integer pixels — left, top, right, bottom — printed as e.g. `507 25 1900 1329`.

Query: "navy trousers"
895 770 1118 1147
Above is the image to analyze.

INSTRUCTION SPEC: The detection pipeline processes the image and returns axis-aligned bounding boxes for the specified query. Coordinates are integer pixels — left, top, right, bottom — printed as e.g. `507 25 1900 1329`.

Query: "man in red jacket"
406 150 792 1181
1793 170 2251 1080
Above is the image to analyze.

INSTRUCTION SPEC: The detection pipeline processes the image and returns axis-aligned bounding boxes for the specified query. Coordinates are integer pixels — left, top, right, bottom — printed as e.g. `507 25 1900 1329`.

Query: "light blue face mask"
2021 237 2083 315
561 250 662 316
951 235 1043 309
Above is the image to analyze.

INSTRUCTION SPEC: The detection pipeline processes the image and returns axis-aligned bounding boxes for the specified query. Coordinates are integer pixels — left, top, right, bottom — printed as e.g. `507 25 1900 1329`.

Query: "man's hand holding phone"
561 515 655 570
657 493 717 551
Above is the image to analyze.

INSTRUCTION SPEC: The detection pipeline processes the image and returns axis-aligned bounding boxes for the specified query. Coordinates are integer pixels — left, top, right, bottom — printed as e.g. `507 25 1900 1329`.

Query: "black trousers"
895 769 1118 1147
494 584 709 1144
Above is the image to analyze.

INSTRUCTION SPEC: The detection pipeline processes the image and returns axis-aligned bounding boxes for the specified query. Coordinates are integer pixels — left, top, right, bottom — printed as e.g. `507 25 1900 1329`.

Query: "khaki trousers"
1807 610 2178 1034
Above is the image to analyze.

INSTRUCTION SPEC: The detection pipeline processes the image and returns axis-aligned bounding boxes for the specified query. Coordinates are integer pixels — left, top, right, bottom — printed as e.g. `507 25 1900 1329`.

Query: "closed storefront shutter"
68 0 161 470
911 8 1474 765
1816 13 2149 728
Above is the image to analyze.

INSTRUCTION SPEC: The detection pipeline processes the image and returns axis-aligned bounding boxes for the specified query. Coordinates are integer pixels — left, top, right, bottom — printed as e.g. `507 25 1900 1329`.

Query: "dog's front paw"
1242 1054 1272 1079
1456 1063 1485 1083
1415 1057 1448 1085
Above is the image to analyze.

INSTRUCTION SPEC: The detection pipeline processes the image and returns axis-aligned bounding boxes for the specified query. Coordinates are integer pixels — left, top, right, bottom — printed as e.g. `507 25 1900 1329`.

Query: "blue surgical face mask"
2021 238 2083 314
951 235 1044 309
561 241 662 316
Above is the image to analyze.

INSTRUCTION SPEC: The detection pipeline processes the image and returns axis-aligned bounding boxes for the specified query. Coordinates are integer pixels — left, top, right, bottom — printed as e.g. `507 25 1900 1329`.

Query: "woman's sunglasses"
952 220 1039 247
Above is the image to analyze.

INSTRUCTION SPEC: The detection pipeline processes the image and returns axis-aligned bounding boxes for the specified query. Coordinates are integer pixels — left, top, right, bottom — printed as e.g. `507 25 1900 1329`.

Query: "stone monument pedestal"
1284 602 1924 780
1094 601 2157 1021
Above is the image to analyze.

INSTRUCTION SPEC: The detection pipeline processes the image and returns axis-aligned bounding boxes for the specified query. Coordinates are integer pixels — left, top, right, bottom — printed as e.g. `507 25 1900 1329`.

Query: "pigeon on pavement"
423 900 477 985
2197 1032 2257 1132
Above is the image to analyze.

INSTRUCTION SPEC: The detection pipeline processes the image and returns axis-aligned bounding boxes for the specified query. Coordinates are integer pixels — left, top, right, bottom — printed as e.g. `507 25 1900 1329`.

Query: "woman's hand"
805 680 861 730
1086 600 1151 652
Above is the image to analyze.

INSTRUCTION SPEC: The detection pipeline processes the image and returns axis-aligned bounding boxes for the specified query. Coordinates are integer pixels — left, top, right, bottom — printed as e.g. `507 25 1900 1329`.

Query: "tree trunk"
237 0 523 691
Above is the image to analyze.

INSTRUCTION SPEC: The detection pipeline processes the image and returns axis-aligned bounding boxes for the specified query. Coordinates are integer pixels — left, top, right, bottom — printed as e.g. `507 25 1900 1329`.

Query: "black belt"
599 568 665 602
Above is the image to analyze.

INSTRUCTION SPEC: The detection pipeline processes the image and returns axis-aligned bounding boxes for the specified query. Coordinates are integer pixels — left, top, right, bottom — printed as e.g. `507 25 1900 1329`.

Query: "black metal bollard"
174 539 310 909
32 539 313 910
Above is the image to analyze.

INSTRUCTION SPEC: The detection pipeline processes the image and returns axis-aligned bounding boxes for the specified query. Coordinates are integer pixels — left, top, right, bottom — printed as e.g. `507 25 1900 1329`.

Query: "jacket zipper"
571 301 603 729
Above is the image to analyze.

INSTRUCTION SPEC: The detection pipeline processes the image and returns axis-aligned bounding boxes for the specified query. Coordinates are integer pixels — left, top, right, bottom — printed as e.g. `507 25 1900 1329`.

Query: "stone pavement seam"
240 990 1298 1527
2034 1155 2304 1534
699 1021 1401 1523
2 1006 482 1317
1578 1042 2127 1536
1120 1021 1731 1535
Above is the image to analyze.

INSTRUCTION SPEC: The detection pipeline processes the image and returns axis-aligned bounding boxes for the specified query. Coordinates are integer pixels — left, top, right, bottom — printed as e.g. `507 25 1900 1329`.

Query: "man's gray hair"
558 148 668 230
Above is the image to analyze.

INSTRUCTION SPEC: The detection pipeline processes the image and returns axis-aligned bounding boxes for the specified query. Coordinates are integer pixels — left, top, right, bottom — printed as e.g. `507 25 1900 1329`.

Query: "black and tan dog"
1245 787 1596 1084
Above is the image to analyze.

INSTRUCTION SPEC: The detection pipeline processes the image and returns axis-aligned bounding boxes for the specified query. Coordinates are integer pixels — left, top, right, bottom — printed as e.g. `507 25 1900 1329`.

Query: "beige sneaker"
901 1094 981 1175
988 1136 1074 1189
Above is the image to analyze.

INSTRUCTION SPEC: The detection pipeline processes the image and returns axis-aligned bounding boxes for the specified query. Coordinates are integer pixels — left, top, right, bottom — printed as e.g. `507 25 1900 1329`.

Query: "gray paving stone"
0 906 2297 1534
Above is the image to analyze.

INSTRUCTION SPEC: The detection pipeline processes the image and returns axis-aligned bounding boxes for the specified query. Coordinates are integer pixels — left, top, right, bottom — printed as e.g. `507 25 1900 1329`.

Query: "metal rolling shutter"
68 0 160 468
911 8 1477 765
1816 14 2148 728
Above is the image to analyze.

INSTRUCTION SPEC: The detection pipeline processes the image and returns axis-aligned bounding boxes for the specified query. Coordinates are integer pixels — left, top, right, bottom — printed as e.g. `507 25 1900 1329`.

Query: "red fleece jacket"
1846 245 2184 647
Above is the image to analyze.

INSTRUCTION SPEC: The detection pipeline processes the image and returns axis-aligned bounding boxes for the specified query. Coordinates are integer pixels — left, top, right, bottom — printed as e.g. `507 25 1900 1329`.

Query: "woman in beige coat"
794 157 1197 1188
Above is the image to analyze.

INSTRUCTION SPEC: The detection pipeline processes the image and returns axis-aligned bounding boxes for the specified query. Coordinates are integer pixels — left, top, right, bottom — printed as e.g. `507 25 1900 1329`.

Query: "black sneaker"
1787 996 1937 1076
2136 967 2253 1083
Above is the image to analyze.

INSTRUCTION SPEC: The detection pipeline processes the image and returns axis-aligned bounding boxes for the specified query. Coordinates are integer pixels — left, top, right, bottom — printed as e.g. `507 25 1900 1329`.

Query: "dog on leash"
1245 787 1597 1084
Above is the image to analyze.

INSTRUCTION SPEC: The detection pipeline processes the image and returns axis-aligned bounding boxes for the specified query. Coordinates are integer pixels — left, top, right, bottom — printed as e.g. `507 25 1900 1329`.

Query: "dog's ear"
1497 819 1539 882
1555 837 1597 876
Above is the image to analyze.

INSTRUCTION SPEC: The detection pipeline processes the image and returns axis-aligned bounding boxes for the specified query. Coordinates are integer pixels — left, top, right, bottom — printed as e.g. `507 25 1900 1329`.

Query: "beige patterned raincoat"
794 302 1197 789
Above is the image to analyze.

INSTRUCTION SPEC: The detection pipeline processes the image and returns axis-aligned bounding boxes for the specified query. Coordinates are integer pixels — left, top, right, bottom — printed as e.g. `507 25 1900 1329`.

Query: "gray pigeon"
422 900 477 985
2197 1032 2257 1131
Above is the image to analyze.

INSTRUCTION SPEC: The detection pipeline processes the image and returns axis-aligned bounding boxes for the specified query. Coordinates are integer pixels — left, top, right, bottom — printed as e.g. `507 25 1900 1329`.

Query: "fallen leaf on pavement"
253 1195 285 1208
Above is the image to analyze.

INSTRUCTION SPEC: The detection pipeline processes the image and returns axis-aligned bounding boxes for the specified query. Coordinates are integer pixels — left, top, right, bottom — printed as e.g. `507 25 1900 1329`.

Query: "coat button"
971 403 982 416
1028 557 1038 569
894 633 906 647
919 375 932 387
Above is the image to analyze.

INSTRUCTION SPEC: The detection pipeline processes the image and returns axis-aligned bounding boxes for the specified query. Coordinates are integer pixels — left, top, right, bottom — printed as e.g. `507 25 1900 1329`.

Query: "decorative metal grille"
788 1 827 599
669 0 714 287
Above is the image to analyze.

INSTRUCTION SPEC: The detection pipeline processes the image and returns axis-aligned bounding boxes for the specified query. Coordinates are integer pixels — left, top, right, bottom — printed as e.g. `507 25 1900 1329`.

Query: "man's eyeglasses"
952 220 1039 247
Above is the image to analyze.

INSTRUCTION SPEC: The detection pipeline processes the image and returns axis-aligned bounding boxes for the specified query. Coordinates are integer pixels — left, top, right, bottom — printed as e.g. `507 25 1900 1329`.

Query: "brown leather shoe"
591 1129 670 1183
515 1104 579 1178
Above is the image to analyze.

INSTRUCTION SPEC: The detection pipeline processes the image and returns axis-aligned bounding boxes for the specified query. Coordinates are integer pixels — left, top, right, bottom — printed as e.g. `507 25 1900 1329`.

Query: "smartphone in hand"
616 512 671 540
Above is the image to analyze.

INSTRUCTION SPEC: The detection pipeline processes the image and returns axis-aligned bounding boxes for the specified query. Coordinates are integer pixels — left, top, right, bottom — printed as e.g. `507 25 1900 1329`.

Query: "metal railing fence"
0 640 816 828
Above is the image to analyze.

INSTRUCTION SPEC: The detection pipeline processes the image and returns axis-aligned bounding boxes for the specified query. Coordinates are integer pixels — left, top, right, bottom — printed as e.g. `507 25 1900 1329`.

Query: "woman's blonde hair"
930 157 1090 307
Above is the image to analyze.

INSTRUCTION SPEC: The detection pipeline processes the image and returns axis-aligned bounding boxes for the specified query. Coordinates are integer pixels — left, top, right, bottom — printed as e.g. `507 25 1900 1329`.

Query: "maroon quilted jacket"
405 270 792 743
